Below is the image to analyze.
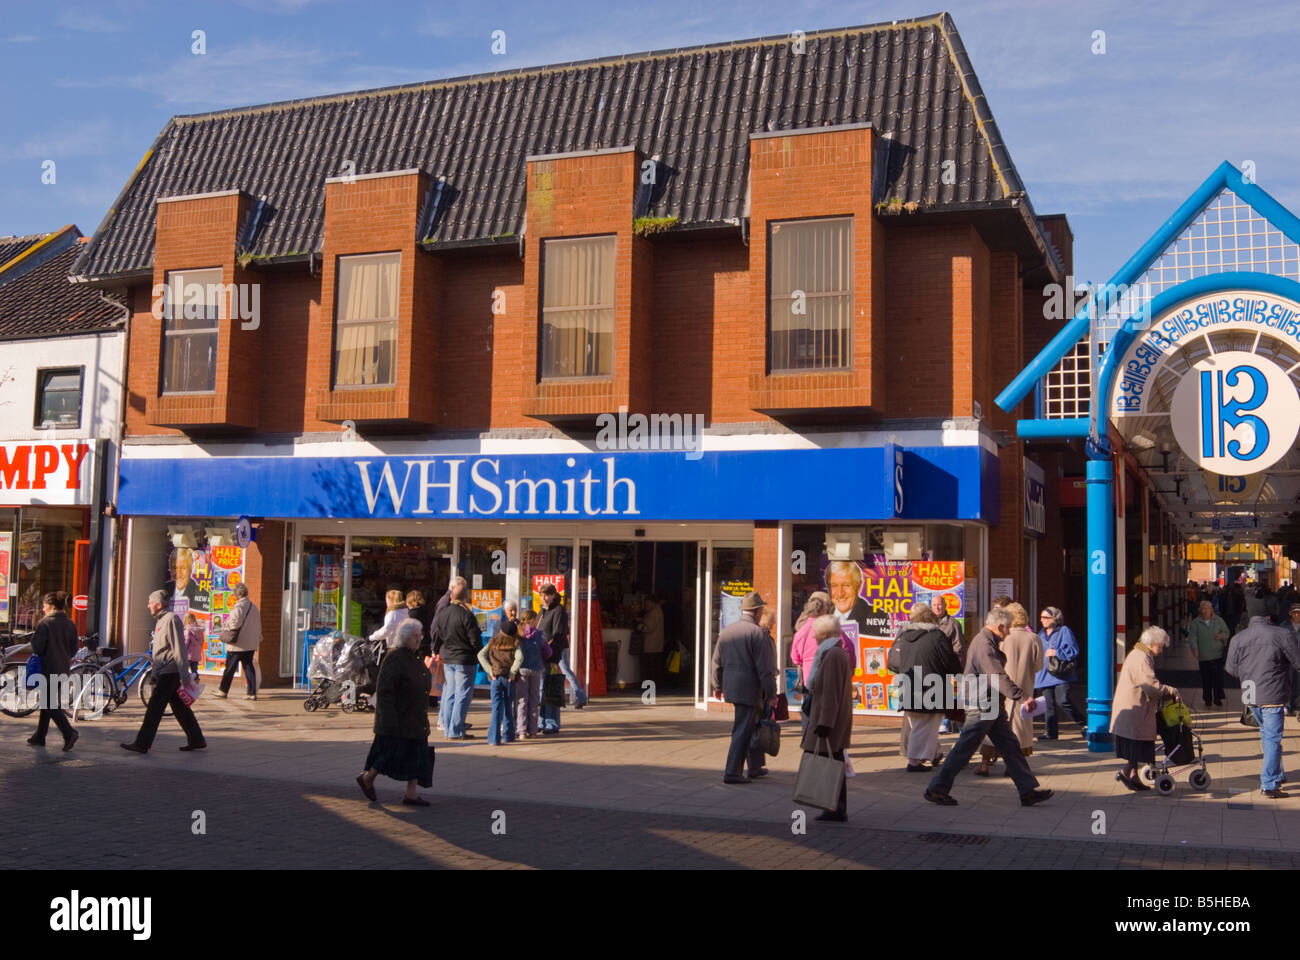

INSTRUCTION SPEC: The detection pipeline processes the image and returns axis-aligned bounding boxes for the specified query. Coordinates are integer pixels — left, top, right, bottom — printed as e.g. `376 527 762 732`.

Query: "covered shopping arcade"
998 162 1300 750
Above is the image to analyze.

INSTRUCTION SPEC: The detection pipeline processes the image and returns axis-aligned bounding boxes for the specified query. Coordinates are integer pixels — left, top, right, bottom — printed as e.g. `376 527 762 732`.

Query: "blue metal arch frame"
997 165 1300 751
997 162 1300 416
1095 272 1300 425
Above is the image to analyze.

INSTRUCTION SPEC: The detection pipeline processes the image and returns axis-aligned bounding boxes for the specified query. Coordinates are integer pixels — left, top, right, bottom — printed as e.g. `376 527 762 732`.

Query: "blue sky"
1 0 1295 287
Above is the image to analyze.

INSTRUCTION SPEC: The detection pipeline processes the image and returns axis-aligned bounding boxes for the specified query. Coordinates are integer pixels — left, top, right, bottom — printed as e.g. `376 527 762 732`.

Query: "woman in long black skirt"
1110 626 1178 791
357 619 435 806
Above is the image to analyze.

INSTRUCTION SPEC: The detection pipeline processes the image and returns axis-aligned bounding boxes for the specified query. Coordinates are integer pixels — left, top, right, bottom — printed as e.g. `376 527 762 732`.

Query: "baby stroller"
1140 696 1211 795
303 634 382 713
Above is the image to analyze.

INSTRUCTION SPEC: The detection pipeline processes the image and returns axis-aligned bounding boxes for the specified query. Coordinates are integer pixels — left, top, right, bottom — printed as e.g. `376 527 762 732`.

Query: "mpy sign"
1170 352 1300 474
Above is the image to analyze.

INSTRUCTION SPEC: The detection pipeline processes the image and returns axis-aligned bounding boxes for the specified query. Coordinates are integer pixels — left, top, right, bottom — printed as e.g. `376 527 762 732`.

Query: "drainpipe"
99 288 131 651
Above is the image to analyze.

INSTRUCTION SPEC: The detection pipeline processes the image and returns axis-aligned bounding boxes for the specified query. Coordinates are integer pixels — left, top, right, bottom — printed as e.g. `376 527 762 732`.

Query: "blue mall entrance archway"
998 162 1300 750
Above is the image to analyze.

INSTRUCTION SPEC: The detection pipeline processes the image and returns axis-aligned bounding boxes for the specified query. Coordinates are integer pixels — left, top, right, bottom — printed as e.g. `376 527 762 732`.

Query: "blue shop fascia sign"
118 444 1000 523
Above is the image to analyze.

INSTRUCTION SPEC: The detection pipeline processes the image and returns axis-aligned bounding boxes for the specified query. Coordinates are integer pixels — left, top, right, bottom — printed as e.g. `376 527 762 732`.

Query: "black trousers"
1199 658 1225 705
929 706 1039 796
33 708 74 744
1041 683 1085 737
133 672 205 750
220 650 257 695
725 703 765 778
826 748 848 817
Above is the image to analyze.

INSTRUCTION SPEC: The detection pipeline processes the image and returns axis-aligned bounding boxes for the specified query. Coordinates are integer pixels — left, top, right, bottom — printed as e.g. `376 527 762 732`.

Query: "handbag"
1046 654 1078 678
541 667 565 707
1240 705 1260 728
665 649 682 674
751 710 781 757
793 738 844 811
219 604 246 648
772 692 789 722
24 654 43 690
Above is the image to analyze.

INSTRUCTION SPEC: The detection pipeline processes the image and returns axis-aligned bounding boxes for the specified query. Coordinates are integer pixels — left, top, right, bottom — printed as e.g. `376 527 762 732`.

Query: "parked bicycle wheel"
137 665 172 717
0 662 39 718
69 662 116 721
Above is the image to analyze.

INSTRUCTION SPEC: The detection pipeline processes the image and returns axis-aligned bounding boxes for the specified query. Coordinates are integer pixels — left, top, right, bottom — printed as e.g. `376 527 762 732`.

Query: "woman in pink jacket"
789 592 855 728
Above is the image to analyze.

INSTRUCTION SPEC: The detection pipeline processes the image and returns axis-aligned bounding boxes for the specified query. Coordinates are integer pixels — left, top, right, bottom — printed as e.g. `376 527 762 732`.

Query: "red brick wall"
649 237 752 421
124 160 1032 438
145 191 259 429
315 170 434 425
522 149 641 419
747 127 882 412
245 520 285 687
752 522 780 617
884 224 990 419
988 250 1024 593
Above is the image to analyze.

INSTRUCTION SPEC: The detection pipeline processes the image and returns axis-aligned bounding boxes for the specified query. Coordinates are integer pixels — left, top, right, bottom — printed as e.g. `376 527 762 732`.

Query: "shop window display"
13 507 87 633
458 537 507 684
787 524 968 715
162 533 246 675
349 537 451 639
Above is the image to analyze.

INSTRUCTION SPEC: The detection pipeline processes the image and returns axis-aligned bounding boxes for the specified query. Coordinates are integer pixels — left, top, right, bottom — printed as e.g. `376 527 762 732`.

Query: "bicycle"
70 651 162 722
0 632 41 718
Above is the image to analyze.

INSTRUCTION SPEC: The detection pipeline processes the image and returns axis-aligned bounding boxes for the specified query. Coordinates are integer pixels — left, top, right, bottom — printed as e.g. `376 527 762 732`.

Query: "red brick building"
71 14 1071 712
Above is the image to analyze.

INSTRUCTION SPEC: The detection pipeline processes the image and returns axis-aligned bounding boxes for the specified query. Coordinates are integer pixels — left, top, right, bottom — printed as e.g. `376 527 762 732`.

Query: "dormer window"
162 267 221 394
540 236 615 378
768 216 853 372
334 252 400 388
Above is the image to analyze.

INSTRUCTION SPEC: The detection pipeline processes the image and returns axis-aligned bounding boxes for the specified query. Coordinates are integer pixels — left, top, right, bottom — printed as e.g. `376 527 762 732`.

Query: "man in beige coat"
217 582 262 701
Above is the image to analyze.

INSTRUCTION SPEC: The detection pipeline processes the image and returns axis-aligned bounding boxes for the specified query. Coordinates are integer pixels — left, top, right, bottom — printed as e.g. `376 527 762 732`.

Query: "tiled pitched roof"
0 238 125 340
73 12 1052 280
0 234 48 272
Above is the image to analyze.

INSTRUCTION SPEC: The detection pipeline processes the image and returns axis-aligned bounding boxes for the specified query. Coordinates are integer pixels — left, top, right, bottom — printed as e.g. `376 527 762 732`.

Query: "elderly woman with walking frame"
1111 626 1179 792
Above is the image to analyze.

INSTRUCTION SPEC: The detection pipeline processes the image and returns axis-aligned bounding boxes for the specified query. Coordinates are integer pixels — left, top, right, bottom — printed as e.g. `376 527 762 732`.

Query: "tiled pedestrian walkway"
3 678 1297 865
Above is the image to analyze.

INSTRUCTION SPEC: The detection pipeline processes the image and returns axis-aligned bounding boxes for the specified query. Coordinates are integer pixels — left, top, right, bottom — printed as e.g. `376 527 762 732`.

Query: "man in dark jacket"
432 579 481 740
538 583 586 709
710 592 777 784
5 591 79 751
892 603 960 771
1225 614 1300 797
924 607 1052 808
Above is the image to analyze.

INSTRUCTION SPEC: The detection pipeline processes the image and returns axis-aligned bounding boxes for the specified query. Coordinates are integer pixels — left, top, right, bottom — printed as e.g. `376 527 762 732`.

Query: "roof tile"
73 13 1039 279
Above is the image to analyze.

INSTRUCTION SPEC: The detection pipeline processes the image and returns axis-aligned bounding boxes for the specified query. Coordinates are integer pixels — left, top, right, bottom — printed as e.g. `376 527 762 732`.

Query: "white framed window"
540 235 615 378
768 216 853 372
35 367 84 428
162 267 221 394
334 252 400 388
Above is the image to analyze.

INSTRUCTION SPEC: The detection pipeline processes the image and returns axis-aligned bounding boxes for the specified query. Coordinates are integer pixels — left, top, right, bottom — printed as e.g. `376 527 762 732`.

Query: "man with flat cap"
711 591 777 784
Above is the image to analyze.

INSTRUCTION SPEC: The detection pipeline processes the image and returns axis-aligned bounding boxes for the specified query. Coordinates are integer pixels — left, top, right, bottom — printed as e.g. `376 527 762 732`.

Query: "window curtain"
335 254 399 386
542 237 614 377
769 218 851 370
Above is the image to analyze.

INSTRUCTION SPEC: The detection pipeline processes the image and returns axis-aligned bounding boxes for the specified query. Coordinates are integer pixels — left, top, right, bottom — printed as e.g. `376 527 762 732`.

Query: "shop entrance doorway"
289 534 453 683
521 538 702 699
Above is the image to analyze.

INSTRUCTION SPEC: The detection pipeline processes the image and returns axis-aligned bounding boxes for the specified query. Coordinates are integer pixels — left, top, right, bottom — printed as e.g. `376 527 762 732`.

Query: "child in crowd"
183 612 204 681
515 608 549 738
477 620 523 745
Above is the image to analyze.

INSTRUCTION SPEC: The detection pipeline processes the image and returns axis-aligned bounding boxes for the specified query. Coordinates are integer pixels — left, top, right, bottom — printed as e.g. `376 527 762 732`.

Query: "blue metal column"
1085 456 1116 751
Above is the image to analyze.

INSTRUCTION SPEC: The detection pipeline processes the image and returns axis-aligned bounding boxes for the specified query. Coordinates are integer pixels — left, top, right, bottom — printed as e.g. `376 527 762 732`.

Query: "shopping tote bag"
793 739 844 811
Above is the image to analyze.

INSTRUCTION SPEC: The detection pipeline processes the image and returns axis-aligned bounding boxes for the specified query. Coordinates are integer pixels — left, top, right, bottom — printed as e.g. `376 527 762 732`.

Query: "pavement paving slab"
5 681 1300 867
